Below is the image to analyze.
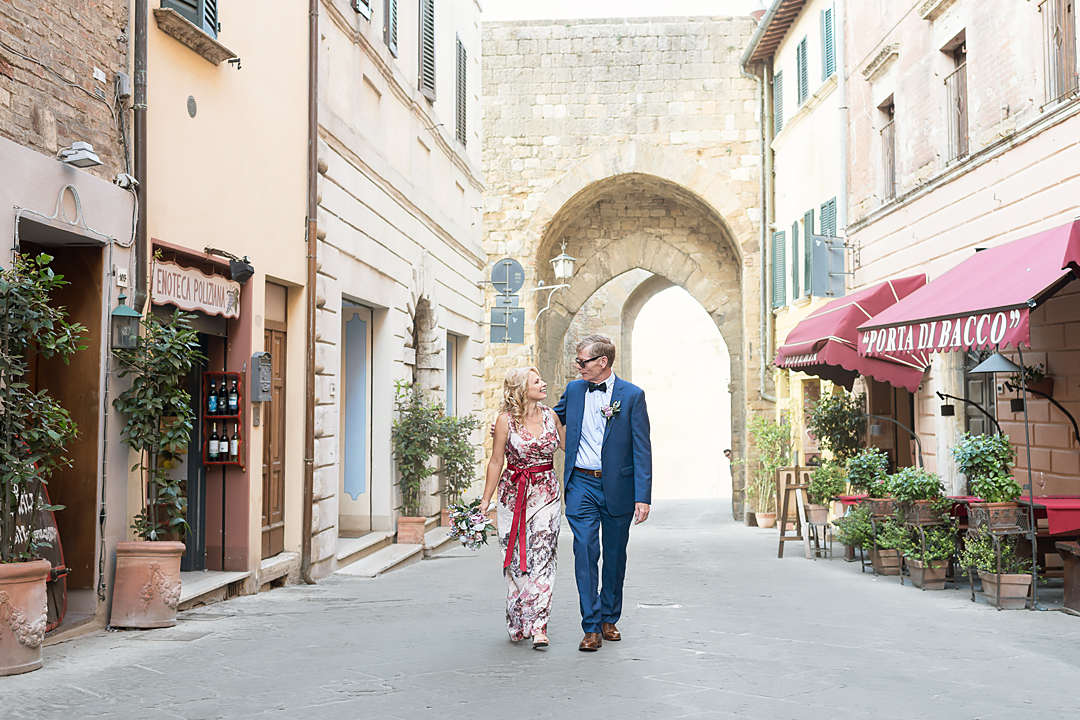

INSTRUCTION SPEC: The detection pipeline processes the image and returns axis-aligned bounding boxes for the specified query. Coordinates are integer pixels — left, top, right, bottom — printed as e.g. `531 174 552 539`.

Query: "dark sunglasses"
575 354 603 369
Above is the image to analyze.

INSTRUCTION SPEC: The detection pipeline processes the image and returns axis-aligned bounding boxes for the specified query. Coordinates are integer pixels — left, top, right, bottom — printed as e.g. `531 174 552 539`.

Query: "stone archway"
619 274 674 383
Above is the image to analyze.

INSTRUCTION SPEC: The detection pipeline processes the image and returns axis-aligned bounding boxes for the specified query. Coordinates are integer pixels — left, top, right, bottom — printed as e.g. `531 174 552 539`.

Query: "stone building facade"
482 16 765 516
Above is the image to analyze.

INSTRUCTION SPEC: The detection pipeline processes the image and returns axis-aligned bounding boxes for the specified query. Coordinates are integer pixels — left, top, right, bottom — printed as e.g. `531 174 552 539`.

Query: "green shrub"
833 504 873 548
806 391 865 462
959 531 1032 574
905 520 958 563
846 447 890 495
887 466 945 503
808 461 846 505
969 473 1022 503
740 413 792 513
952 432 1015 487
875 516 911 552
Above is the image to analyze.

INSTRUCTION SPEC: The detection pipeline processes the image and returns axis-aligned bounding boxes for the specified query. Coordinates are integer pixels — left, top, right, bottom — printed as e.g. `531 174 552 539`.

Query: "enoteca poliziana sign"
151 260 240 319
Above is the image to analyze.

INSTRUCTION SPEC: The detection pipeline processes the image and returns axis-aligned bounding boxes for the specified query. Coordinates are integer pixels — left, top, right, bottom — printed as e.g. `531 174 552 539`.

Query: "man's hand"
633 503 650 525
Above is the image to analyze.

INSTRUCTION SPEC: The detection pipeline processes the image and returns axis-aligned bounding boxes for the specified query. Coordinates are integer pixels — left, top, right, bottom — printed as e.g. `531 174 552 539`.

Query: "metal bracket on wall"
1005 381 1080 445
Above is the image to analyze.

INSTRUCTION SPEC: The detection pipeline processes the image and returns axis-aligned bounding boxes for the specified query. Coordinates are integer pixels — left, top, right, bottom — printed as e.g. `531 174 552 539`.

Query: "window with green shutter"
772 231 787 308
791 221 800 298
803 209 814 293
456 37 467 146
821 7 836 80
419 0 437 101
820 198 837 237
162 0 218 38
796 37 809 105
352 0 373 20
384 0 398 56
773 71 784 134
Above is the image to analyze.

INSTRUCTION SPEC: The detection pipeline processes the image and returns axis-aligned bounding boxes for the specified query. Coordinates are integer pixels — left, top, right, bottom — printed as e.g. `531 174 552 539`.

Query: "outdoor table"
1017 496 1080 536
835 494 867 507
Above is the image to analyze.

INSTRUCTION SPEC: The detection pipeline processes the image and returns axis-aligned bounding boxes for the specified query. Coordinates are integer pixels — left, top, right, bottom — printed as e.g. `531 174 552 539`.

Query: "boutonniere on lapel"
600 401 621 423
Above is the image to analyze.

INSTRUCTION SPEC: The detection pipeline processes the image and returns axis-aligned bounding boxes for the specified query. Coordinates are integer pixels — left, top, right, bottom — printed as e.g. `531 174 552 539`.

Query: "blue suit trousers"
565 469 633 633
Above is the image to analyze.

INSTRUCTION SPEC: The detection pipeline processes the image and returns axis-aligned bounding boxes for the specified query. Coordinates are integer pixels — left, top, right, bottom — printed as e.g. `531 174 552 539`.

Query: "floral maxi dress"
497 406 561 641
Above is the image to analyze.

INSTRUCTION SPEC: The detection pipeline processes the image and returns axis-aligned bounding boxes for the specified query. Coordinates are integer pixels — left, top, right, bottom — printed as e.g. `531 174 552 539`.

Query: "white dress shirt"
576 372 615 471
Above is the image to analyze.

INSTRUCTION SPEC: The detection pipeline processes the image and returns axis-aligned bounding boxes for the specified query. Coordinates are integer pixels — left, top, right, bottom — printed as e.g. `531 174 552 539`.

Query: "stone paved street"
4 500 1080 719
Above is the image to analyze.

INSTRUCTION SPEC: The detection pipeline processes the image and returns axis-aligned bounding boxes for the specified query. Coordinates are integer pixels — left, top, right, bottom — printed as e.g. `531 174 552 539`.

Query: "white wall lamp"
57 141 102 168
535 241 576 321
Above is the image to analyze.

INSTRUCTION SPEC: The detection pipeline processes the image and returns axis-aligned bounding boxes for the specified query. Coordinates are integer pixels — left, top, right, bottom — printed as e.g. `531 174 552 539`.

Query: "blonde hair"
500 366 540 426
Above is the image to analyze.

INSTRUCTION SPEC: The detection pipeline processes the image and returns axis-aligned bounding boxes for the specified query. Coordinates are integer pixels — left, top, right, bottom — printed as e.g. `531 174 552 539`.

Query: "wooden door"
965 351 996 435
261 326 287 559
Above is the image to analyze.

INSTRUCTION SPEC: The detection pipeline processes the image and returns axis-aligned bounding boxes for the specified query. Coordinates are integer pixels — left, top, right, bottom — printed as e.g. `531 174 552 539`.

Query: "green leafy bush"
808 461 846 505
435 412 482 505
959 531 1032 574
970 473 1022 503
905 520 958 563
887 466 945 503
833 504 873 548
392 381 444 517
846 447 890 495
806 391 866 462
740 413 792 513
874 516 910 551
952 432 1015 488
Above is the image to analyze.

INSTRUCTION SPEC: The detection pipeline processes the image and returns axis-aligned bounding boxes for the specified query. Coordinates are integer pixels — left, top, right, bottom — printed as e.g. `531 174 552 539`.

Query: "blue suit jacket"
554 376 652 516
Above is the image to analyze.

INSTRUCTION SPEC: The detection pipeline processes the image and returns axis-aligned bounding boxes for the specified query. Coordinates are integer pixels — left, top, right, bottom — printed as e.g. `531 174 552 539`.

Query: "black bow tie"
587 381 607 393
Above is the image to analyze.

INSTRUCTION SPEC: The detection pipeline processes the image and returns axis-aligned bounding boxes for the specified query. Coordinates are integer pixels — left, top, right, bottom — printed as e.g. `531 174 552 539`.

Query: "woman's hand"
479 499 489 515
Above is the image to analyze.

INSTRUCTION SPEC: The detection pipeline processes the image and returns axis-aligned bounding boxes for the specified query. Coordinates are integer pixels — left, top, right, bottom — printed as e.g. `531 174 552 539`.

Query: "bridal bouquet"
447 498 497 551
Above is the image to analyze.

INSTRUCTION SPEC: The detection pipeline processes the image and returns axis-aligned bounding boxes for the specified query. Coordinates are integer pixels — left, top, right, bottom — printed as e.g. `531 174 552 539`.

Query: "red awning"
776 275 929 392
859 220 1080 358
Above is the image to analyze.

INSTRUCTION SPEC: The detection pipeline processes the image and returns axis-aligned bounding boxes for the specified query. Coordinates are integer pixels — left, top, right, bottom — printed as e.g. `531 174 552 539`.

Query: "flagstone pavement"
3 500 1079 719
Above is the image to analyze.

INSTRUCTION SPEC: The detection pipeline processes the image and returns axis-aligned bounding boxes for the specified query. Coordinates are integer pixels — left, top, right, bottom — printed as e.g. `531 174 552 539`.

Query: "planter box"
396 516 426 545
976 569 1032 609
906 499 945 525
806 503 829 525
870 547 901 575
907 557 948 590
0 559 50 676
866 498 896 517
969 502 1023 532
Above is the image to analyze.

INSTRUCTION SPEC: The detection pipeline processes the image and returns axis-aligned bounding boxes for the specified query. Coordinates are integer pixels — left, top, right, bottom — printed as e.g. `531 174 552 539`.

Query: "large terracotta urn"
110 541 185 629
0 559 50 676
396 516 426 545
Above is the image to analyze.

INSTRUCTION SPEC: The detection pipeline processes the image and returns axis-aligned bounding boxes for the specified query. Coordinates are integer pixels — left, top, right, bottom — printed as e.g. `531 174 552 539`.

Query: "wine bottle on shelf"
208 423 220 461
228 377 239 414
229 424 239 461
207 379 218 415
217 380 228 416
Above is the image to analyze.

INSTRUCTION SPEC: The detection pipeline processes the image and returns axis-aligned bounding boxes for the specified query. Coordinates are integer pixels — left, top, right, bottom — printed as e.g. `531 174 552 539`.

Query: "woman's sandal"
532 633 549 649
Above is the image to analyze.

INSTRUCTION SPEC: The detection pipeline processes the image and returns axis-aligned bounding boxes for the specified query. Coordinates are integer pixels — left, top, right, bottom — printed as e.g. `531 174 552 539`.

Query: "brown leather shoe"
578 632 602 651
601 622 621 641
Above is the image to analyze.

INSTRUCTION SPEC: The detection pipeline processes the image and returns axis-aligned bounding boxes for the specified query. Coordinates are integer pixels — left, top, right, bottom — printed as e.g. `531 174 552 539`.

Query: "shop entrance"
261 324 287 558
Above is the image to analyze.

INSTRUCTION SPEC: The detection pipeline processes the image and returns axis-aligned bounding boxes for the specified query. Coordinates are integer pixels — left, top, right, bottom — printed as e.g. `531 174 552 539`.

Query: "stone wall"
0 1 128 182
482 16 764 516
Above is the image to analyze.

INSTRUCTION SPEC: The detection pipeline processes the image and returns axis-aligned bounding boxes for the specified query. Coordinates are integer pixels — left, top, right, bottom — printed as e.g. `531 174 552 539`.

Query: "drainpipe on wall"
300 0 319 585
133 0 148 312
836 0 849 237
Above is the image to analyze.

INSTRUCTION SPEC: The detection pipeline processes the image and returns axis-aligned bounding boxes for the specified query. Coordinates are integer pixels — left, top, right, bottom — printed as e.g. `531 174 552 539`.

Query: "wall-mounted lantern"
549 241 576 282
111 293 141 350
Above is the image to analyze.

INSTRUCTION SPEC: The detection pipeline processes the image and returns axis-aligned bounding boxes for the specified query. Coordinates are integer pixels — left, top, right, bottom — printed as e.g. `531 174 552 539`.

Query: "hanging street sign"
151 260 241 319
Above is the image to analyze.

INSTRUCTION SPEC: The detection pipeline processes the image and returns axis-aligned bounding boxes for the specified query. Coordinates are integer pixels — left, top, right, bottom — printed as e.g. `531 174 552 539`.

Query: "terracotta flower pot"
0 559 50 676
870 547 901 575
440 508 451 527
866 497 896 517
806 504 829 525
754 512 777 529
396 516 426 545
976 569 1032 609
110 541 185 629
969 502 1023 532
907 557 948 590
1026 378 1054 397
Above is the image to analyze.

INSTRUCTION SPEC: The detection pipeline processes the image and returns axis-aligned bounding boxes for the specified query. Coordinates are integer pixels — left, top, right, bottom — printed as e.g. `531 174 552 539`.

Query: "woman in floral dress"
480 367 564 648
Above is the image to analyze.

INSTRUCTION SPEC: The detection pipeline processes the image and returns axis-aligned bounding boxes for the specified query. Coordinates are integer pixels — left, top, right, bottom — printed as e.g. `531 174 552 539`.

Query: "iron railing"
1041 0 1079 104
880 120 896 201
945 62 969 162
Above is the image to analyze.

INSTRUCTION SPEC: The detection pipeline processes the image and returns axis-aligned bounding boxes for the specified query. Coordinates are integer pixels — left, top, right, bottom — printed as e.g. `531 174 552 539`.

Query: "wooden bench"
1055 542 1080 613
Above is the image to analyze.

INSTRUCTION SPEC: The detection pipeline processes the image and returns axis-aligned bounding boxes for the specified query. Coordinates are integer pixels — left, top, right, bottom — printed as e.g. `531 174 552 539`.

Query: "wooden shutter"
419 0 436 101
821 7 836 80
456 37 466 145
162 0 217 36
352 0 373 20
819 198 837 236
791 221 800 297
384 0 398 57
803 209 814 292
772 230 787 308
797 37 809 104
202 0 218 36
773 70 784 133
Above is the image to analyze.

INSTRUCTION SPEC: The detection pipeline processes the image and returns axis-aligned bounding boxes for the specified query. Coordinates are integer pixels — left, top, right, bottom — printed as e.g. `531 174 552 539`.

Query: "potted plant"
742 414 792 529
959 531 1033 609
905 520 957 590
391 381 442 544
806 391 866 463
871 516 907 575
846 448 891 515
1009 361 1052 396
888 466 945 523
953 433 1022 530
111 310 202 629
435 412 482 526
833 503 873 560
0 254 84 675
807 461 846 525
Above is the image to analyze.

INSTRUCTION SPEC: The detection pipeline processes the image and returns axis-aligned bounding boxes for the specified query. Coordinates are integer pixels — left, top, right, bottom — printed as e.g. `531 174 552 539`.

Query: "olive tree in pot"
959 531 1033 609
807 461 846 525
952 432 1022 530
435 412 482 527
110 311 202 629
0 254 83 675
391 381 442 544
741 414 792 529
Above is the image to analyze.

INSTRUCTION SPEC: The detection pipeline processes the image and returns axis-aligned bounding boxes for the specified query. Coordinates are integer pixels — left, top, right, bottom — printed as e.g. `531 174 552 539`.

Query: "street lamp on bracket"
534 241 576 321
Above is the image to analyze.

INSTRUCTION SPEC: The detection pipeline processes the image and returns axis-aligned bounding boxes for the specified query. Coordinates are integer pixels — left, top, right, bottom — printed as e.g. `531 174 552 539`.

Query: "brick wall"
0 1 129 181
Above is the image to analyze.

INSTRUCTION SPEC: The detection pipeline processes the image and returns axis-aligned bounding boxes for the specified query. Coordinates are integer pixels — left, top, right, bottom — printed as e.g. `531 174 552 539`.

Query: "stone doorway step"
335 523 458 578
178 570 251 611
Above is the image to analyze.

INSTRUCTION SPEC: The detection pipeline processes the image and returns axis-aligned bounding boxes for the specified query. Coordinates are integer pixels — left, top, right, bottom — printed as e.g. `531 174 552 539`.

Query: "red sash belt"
503 462 554 573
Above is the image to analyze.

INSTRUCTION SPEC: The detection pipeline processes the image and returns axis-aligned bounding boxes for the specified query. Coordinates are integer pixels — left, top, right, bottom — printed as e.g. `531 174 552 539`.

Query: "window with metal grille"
419 0 437 101
162 0 218 38
455 37 467 146
880 99 896 201
821 7 835 80
773 70 784 133
352 0 372 20
772 231 787 308
944 42 968 162
803 209 814 294
819 198 837 237
797 37 809 105
1040 0 1078 103
384 0 398 56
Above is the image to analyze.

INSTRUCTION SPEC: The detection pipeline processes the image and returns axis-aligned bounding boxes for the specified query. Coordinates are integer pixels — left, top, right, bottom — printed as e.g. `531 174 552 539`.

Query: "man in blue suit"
554 334 652 652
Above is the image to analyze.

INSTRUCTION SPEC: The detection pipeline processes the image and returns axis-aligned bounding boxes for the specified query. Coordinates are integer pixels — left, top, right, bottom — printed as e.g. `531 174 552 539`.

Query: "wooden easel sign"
776 466 813 559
